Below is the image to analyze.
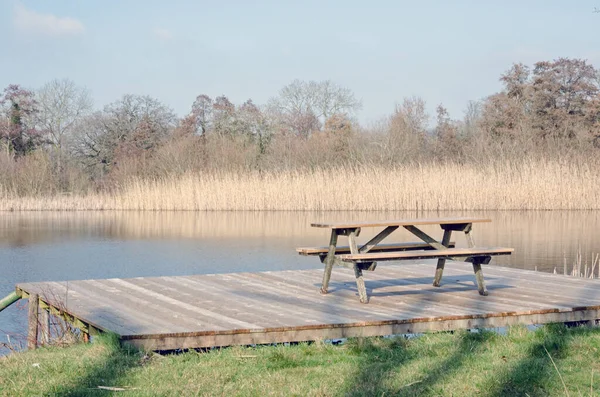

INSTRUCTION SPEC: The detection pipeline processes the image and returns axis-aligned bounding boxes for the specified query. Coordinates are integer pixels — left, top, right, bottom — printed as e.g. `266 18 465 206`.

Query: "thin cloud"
13 4 84 37
154 28 174 41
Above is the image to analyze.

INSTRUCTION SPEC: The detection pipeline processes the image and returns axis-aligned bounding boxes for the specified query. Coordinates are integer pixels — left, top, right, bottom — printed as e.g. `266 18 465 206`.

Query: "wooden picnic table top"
310 217 492 229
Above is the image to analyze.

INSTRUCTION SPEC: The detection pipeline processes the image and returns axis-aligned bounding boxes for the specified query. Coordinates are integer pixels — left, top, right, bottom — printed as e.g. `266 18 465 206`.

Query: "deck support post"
39 308 50 345
27 293 39 350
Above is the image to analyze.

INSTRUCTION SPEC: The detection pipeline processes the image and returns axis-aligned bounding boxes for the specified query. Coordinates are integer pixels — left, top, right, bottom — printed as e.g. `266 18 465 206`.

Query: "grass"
1 325 600 396
1 159 599 211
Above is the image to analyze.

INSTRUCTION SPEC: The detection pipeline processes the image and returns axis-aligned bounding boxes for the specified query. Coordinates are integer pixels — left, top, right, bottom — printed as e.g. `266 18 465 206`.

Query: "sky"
1 1 599 125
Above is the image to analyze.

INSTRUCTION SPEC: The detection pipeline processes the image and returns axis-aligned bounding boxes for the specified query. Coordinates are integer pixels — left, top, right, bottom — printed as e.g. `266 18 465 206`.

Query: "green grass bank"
1 325 600 396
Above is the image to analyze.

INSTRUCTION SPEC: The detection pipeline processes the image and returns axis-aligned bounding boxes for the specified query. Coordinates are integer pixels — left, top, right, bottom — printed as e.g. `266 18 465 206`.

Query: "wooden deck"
16 263 600 351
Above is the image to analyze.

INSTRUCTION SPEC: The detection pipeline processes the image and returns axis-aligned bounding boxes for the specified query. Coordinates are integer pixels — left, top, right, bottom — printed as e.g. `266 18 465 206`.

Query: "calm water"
1 210 599 352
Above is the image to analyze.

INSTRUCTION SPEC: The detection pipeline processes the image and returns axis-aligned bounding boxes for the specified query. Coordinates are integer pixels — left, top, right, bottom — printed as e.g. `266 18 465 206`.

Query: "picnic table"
297 217 514 303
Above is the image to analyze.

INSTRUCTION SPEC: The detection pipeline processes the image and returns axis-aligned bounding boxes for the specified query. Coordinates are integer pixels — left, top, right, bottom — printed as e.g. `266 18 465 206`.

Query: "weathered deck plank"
427 266 600 305
16 262 600 351
88 279 230 332
147 276 308 328
257 270 497 318
30 281 142 335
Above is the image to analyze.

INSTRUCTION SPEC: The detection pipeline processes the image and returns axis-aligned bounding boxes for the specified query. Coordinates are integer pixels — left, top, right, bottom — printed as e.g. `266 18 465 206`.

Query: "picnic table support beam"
403 225 445 250
359 226 399 253
320 229 339 295
433 229 453 287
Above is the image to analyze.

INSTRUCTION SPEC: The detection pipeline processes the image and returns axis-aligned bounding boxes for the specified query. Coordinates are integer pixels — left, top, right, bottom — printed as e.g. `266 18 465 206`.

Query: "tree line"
1 57 599 196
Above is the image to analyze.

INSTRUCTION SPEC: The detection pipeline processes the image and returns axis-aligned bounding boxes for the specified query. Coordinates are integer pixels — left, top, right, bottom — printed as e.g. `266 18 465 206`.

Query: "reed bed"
1 159 599 211
555 250 600 279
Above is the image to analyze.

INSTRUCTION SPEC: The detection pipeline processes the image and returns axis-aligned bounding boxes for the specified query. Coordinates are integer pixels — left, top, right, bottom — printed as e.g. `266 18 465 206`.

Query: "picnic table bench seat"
339 247 514 263
296 241 456 256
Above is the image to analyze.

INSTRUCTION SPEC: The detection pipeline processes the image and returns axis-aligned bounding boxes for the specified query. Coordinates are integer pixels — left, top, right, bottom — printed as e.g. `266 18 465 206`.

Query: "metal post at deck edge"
0 291 21 312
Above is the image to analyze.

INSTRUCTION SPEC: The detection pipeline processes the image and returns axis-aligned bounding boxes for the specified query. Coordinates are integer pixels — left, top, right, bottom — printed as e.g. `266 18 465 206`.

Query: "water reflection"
1 210 599 271
1 210 599 352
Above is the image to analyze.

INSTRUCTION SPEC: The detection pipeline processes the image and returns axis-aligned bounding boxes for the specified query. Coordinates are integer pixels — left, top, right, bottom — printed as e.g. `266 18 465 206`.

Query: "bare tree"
383 96 429 164
309 80 361 121
190 94 213 135
68 111 110 176
323 113 353 135
433 104 463 158
392 96 428 137
531 58 598 138
35 79 92 179
36 79 93 150
212 95 235 137
268 79 361 136
481 58 600 141
500 63 531 103
69 94 176 177
463 100 482 137
236 99 272 154
435 105 457 140
479 92 528 139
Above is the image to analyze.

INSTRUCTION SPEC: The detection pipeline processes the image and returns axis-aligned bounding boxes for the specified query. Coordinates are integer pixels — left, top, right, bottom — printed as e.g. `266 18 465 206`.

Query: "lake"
1 210 599 353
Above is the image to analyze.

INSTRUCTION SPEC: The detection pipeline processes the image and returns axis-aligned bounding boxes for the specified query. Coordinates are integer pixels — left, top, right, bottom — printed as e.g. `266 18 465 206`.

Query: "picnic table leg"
320 230 338 295
348 229 368 303
353 265 368 303
464 224 489 295
433 229 453 287
471 257 489 296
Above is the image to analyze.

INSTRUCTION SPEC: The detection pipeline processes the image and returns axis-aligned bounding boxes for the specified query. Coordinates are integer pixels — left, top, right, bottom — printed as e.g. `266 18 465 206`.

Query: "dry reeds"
556 249 600 279
0 159 599 211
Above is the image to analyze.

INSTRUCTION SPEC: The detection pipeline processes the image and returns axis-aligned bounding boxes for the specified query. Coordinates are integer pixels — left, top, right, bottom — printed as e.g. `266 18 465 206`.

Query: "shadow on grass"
484 324 575 397
343 324 582 396
50 334 142 396
342 330 493 396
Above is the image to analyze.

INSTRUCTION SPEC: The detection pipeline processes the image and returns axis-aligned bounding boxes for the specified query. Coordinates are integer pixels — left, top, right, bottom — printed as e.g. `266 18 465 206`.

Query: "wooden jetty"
13 262 600 351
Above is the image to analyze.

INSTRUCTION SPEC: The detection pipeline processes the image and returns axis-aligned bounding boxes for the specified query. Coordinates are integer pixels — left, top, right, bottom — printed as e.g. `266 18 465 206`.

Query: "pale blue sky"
1 1 598 124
